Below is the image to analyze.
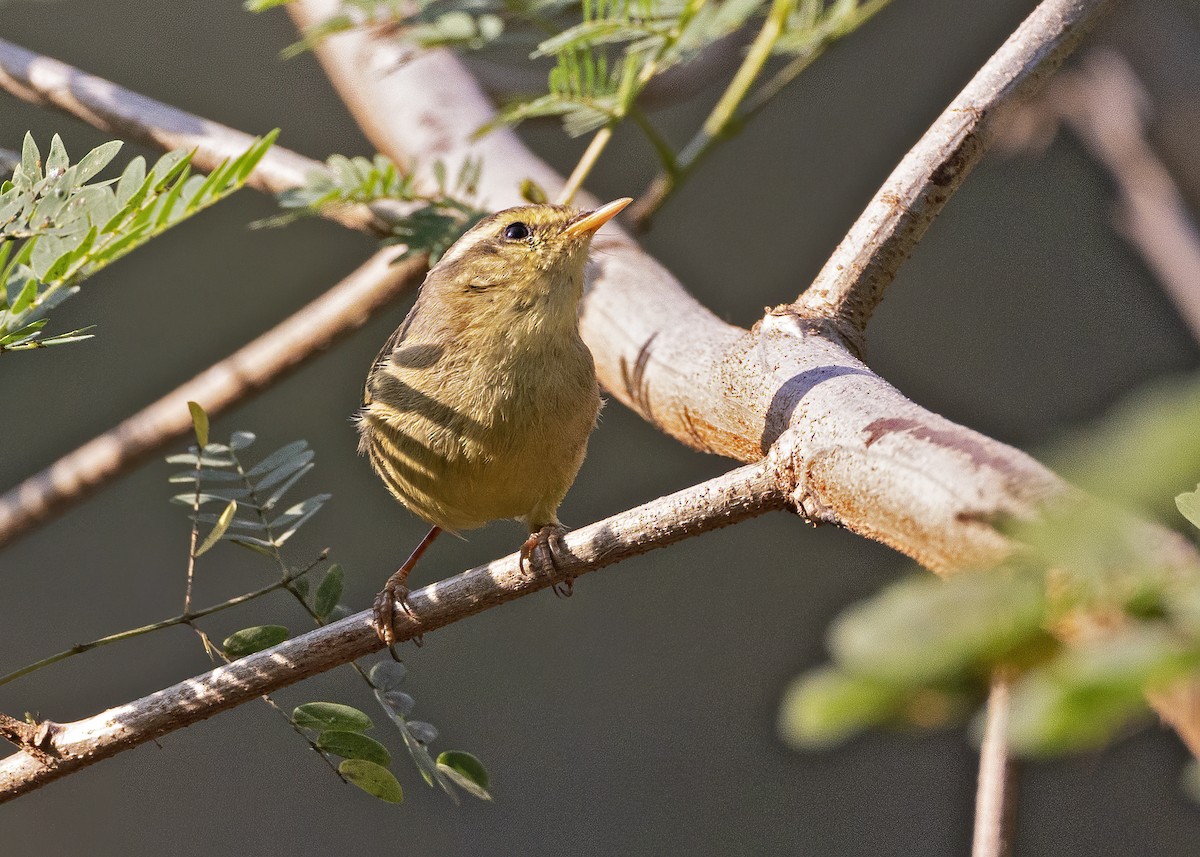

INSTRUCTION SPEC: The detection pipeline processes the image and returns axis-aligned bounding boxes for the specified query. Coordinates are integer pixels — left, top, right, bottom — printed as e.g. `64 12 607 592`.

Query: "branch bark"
973 673 1018 857
0 462 785 801
0 250 425 547
792 0 1116 350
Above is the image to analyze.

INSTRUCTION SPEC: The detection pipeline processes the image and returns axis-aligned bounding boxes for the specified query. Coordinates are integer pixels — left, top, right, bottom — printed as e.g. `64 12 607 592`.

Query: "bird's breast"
361 328 600 532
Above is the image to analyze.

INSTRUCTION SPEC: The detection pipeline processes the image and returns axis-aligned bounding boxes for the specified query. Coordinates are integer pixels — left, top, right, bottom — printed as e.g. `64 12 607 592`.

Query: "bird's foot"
520 524 575 597
373 578 420 656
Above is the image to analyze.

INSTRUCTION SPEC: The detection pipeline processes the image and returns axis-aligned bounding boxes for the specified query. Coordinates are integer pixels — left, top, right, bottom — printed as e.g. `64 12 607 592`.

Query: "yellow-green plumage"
358 201 625 538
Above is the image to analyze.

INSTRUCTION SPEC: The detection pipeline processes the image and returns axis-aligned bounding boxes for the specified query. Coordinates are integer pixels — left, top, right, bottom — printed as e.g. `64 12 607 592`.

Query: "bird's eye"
503 222 530 241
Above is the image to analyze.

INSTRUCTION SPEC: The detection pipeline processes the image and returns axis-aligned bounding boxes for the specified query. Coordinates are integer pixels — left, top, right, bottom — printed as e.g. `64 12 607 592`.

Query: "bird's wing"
362 280 434 407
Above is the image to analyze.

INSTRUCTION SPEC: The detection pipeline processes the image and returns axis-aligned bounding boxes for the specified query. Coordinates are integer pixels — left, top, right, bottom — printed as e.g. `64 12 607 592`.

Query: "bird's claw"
520 525 575 597
373 580 418 655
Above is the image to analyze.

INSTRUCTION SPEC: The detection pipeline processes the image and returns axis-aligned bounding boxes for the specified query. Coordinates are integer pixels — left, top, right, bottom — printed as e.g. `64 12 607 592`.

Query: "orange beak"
563 197 633 239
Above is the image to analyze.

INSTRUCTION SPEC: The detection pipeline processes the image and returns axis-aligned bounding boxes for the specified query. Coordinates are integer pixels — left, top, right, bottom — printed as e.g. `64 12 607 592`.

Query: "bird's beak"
563 197 633 238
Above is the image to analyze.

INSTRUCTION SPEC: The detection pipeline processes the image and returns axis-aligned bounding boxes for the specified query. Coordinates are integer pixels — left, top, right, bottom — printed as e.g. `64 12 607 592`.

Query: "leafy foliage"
168 431 329 557
773 0 890 58
271 152 486 263
0 132 276 353
253 0 505 61
780 373 1200 763
368 660 494 802
168 406 489 805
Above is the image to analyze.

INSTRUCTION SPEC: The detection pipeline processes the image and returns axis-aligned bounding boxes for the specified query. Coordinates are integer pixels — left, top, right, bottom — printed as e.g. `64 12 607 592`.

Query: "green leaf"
317 730 392 766
46 134 69 175
406 720 438 744
519 178 548 204
1177 489 1200 531
270 493 328 545
828 570 1046 685
293 702 374 733
314 563 345 619
196 500 237 556
188 401 210 447
20 132 40 185
376 688 416 720
436 751 492 800
222 624 289 658
1006 626 1200 754
777 668 905 748
245 439 309 477
74 140 123 183
338 759 404 804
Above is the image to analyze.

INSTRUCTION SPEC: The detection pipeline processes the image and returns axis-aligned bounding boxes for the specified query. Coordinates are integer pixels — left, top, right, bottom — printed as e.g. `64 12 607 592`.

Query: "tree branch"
0 249 425 548
0 37 396 235
1033 50 1200 340
792 0 1115 350
0 461 786 801
973 672 1018 857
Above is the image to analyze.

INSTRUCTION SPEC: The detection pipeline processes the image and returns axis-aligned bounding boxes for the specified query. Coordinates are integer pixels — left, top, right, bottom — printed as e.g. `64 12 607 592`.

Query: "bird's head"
425 198 631 327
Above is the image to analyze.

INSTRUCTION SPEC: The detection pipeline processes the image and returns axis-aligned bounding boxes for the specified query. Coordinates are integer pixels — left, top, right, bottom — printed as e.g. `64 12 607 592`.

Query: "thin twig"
793 0 1116 351
1038 51 1200 341
0 552 330 687
0 249 427 550
558 126 614 206
973 672 1018 857
0 460 786 801
0 37 401 235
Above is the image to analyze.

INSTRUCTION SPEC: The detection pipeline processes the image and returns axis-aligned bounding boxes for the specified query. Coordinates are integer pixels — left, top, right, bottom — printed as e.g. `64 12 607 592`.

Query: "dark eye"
503 222 530 241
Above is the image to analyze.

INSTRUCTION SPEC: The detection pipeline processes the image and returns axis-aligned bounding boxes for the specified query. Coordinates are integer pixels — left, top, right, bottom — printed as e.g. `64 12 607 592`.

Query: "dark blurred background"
3 1 1199 854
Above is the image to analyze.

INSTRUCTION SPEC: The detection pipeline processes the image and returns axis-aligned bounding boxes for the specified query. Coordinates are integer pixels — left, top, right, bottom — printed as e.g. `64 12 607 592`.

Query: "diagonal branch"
1037 50 1200 341
0 461 786 801
792 0 1116 350
0 249 425 548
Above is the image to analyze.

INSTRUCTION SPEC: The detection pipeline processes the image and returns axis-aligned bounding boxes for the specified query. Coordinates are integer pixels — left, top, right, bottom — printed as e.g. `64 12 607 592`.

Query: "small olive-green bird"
359 197 631 644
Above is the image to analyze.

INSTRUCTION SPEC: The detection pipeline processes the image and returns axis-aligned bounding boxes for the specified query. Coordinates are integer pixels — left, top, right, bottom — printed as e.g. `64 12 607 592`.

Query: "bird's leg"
520 524 575 598
374 525 441 653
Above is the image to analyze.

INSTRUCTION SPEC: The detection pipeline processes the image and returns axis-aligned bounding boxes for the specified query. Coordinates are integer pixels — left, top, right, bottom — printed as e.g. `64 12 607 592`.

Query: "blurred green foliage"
780 373 1200 762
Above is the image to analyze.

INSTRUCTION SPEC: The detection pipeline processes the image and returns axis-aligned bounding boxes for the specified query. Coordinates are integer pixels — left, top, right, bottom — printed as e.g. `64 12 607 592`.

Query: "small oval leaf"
222 624 288 658
339 759 403 803
314 563 345 619
436 750 491 799
187 401 209 447
195 500 237 556
406 720 438 744
293 701 374 733
369 660 408 691
317 730 392 766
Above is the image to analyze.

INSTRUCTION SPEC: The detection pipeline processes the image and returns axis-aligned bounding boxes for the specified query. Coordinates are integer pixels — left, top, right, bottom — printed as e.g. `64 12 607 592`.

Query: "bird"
358 197 632 645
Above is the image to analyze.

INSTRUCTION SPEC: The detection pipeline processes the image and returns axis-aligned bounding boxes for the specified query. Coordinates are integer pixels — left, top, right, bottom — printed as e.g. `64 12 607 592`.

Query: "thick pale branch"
0 37 392 234
0 250 425 548
0 462 785 801
794 0 1115 346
